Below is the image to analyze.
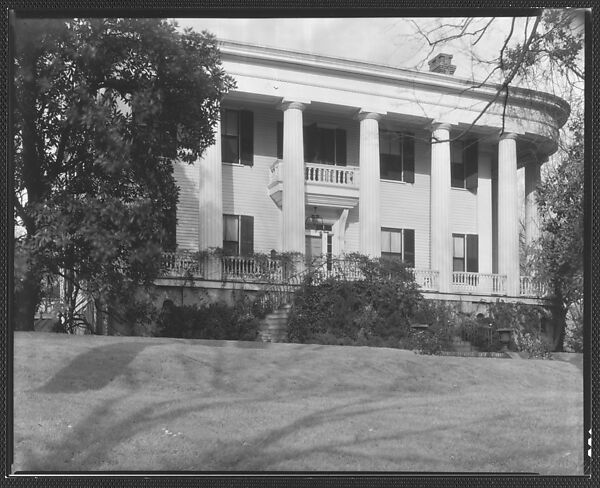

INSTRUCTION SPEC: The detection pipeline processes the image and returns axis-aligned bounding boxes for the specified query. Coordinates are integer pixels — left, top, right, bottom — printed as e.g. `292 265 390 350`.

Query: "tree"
532 116 584 350
406 10 584 134
13 18 235 331
407 10 585 350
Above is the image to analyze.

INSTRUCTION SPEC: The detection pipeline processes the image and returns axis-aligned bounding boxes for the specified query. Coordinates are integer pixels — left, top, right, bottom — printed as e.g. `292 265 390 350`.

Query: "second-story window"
221 109 254 166
379 131 414 183
381 228 415 267
451 139 478 190
303 124 347 166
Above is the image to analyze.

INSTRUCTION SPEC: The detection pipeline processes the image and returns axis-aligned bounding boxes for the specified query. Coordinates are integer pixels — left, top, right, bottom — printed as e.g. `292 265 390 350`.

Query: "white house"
159 40 569 306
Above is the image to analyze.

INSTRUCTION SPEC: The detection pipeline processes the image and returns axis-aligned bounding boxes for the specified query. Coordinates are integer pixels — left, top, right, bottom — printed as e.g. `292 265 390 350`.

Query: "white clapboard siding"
222 107 282 253
379 137 431 269
450 188 478 236
173 161 199 250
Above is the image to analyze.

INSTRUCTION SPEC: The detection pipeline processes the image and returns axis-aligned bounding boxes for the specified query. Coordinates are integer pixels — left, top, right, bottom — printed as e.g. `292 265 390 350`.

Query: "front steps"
259 304 291 342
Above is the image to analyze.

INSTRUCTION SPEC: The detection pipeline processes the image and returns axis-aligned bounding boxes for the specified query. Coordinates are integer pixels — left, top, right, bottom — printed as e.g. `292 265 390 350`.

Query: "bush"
156 296 260 341
487 300 552 357
287 255 422 348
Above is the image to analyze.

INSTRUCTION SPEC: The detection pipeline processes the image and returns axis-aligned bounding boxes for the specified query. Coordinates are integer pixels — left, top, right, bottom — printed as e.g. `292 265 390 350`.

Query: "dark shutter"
240 215 254 256
320 127 335 164
276 121 283 160
465 139 478 191
240 110 254 166
403 134 415 183
335 129 347 166
304 124 318 162
466 234 479 272
403 229 415 267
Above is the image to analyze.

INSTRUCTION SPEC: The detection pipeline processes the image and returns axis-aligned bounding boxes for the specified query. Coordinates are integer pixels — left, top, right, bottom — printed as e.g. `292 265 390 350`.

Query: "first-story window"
452 233 478 272
223 214 254 256
381 228 415 267
221 109 254 166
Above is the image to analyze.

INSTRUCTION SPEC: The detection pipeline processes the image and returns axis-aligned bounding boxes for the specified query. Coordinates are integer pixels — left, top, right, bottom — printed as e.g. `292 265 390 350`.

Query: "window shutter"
240 215 254 256
403 134 415 183
465 139 478 191
466 234 479 272
403 229 415 267
240 110 254 166
304 124 318 162
335 129 347 166
276 121 283 160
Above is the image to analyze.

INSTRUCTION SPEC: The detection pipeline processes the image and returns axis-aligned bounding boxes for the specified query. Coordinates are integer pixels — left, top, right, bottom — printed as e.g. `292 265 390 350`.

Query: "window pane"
223 110 239 136
390 231 402 253
380 153 402 180
451 141 463 163
223 215 239 241
453 235 465 258
222 135 239 163
381 230 391 253
451 162 465 188
453 258 465 272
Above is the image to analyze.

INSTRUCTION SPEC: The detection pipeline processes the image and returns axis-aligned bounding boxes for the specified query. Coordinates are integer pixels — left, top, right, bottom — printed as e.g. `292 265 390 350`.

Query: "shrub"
287 255 422 348
487 300 552 357
156 296 260 341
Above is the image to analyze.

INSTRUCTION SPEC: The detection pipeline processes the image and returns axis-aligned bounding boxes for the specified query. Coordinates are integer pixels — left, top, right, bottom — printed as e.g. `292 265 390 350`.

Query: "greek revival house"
159 41 569 306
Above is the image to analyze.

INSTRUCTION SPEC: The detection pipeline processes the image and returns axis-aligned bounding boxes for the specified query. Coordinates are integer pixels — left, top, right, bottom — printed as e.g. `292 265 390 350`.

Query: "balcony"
269 160 360 208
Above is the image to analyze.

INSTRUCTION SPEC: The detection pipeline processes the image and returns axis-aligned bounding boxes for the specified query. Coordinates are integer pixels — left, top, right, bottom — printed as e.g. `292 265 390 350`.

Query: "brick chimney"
428 53 456 75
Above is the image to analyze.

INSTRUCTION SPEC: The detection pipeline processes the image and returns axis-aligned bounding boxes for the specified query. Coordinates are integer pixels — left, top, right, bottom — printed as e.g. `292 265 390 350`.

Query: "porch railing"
161 251 206 279
520 276 549 297
221 255 286 282
411 268 439 291
305 162 359 187
452 272 506 294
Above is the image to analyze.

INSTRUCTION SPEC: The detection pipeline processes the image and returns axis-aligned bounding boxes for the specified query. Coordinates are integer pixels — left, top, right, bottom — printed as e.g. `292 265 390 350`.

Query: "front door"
305 234 322 266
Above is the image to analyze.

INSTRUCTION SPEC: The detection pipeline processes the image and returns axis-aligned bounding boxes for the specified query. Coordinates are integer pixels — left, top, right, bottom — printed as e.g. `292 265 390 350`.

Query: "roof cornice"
218 39 570 128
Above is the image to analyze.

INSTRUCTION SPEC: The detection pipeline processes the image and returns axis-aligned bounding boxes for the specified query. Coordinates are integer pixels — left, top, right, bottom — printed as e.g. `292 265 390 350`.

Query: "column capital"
278 100 309 112
356 110 383 122
430 121 453 132
499 131 519 141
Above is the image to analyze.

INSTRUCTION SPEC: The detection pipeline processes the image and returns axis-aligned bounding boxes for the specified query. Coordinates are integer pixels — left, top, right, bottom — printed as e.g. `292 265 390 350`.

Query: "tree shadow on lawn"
18 386 517 473
36 342 154 393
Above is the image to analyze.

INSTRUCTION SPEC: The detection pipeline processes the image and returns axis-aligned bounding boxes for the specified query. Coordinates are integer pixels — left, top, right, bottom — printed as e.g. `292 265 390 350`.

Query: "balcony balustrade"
269 160 360 207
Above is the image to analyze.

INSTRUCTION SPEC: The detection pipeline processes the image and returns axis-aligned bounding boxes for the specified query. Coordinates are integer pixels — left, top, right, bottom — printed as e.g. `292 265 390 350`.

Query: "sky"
176 17 522 81
176 14 585 96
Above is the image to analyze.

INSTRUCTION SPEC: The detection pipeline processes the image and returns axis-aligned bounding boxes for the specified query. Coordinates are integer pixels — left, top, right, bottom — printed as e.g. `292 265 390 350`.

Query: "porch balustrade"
410 268 439 291
520 276 549 297
452 272 506 294
160 252 548 299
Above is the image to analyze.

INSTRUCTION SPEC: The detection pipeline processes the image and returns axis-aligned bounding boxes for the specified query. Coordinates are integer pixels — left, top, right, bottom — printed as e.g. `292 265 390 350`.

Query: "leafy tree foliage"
13 18 235 331
532 117 584 350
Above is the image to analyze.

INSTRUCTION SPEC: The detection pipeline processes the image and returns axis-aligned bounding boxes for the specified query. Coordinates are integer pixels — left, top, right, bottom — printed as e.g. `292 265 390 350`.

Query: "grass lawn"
13 331 583 473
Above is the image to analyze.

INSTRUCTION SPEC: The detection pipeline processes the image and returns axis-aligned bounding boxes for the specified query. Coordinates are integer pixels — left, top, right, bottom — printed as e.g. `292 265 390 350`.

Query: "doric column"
280 101 306 254
477 147 493 274
358 111 382 257
525 161 541 249
430 122 452 293
198 118 223 251
497 133 520 296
